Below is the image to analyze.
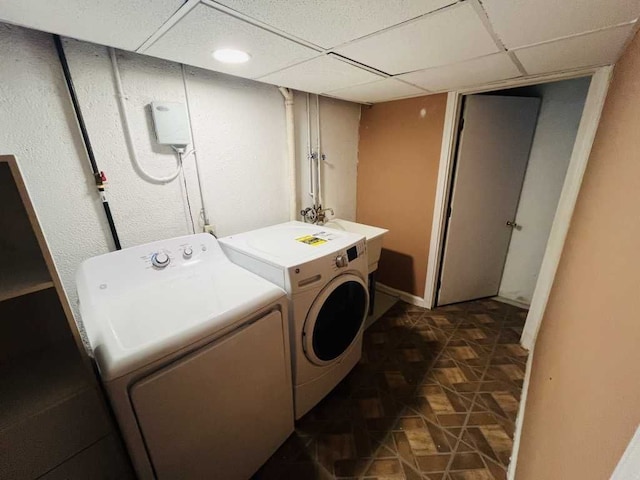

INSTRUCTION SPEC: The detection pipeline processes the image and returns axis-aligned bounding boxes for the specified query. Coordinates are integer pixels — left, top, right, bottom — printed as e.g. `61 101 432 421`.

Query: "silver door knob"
506 220 519 228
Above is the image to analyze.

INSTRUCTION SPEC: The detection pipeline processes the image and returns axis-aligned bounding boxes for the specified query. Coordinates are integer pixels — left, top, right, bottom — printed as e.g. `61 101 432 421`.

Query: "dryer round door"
303 273 369 366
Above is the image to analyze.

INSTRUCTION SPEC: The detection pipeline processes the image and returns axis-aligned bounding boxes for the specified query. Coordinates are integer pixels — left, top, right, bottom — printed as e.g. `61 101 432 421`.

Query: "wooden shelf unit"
0 157 55 304
0 256 54 303
0 341 91 431
0 155 133 479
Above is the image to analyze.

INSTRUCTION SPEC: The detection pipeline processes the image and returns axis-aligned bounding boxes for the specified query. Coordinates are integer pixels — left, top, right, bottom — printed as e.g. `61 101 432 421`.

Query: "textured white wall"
0 25 112 312
0 23 361 319
294 92 360 221
499 77 591 304
317 96 361 220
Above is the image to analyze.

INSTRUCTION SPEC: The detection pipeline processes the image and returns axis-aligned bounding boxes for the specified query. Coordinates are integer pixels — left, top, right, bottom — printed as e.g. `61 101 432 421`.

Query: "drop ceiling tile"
397 53 521 91
0 0 184 50
482 0 640 49
514 24 634 75
212 0 456 48
258 55 383 94
145 4 318 79
334 3 501 75
326 78 426 103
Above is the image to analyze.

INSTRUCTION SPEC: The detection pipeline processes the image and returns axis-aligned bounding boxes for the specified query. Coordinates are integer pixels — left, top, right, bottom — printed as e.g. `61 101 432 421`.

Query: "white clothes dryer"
219 221 369 419
76 233 293 480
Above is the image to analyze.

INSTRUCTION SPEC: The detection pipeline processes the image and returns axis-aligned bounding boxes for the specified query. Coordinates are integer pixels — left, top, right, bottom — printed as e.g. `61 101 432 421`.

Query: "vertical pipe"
54 35 122 250
316 94 322 207
278 87 297 221
306 93 316 205
182 64 210 227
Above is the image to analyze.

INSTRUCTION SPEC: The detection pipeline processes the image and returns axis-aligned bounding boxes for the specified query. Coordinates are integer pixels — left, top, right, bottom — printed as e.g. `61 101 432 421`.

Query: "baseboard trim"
492 296 530 310
376 283 425 308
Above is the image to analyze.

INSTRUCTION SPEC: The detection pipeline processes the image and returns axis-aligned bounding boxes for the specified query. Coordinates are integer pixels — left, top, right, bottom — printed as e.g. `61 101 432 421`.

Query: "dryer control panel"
347 242 365 262
77 233 228 302
143 241 204 271
336 240 366 269
286 239 368 295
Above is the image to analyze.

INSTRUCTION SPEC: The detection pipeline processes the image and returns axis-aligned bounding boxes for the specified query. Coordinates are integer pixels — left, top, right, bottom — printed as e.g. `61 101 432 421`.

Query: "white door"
438 95 540 306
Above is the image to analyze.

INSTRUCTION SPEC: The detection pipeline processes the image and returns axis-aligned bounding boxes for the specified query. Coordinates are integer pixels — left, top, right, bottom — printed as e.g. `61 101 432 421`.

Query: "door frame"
611 425 640 480
436 94 541 307
422 65 613 479
424 66 612 336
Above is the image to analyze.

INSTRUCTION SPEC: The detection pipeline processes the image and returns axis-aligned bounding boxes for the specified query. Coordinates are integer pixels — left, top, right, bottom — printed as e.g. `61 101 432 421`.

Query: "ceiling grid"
0 0 638 102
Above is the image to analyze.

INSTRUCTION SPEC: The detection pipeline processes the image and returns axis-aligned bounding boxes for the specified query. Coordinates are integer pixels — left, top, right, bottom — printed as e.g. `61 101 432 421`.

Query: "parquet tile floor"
254 299 528 480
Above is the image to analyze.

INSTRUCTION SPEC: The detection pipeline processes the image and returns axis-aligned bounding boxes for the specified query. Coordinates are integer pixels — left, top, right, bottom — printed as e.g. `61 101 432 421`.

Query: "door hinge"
458 117 465 133
447 206 452 218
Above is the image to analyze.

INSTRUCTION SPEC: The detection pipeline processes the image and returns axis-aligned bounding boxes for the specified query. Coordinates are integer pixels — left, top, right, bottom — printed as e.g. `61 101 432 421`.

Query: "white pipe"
109 47 181 184
315 94 322 207
182 64 210 226
306 93 316 204
279 87 297 221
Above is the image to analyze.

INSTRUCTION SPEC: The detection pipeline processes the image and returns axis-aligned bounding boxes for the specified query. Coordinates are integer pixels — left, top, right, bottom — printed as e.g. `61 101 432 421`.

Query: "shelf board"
0 343 93 432
0 255 53 303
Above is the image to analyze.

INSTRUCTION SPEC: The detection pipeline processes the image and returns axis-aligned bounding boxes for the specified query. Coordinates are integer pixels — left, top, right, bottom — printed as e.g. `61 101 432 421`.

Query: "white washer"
76 233 293 480
219 221 369 419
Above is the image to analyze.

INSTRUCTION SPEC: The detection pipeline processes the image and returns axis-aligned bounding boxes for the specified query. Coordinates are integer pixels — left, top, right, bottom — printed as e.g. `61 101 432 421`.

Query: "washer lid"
76 233 285 381
219 221 365 268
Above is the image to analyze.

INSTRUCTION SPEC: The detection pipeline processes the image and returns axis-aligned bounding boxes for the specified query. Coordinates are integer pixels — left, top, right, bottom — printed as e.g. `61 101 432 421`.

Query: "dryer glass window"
311 281 367 362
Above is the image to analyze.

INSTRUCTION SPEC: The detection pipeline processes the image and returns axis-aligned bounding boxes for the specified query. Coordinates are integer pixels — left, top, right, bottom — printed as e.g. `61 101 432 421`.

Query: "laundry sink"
323 219 388 274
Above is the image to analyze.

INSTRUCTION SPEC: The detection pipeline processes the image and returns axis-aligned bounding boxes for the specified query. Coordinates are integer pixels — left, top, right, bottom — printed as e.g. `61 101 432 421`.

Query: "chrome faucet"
316 206 334 225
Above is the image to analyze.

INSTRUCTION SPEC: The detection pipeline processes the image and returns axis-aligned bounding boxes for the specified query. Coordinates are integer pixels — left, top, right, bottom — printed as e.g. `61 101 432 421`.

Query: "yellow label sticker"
295 235 328 246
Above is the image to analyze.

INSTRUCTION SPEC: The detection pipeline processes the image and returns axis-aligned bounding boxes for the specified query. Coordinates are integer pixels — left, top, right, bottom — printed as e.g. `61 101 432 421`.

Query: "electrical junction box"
150 101 191 148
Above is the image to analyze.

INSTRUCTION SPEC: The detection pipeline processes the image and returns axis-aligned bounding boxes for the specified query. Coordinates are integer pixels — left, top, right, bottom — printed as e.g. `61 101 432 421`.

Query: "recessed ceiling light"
212 48 251 64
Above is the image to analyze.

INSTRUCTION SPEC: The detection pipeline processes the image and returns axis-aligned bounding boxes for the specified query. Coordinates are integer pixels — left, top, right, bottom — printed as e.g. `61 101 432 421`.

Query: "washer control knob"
183 246 193 259
151 252 170 268
335 254 348 268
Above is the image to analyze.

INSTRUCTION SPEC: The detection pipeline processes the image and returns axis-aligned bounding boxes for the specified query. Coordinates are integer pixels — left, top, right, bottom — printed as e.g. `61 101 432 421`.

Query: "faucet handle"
300 207 318 223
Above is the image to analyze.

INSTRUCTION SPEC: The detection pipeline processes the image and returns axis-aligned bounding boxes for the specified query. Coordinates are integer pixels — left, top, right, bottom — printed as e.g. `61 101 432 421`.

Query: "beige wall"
516 31 640 479
356 94 447 296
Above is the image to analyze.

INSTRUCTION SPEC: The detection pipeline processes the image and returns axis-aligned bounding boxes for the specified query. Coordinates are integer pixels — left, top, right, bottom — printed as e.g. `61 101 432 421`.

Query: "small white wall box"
150 101 191 147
